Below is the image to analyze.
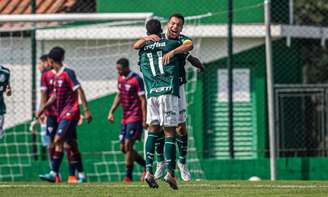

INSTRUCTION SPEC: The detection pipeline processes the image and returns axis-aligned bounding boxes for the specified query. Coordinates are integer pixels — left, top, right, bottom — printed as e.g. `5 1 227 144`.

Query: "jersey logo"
57 80 63 87
0 74 5 82
47 127 53 134
124 84 131 90
65 112 72 118
144 41 166 50
150 86 172 94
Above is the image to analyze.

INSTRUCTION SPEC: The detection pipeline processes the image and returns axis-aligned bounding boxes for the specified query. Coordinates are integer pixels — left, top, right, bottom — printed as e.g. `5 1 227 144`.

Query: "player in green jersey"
134 18 193 190
0 65 11 139
154 14 205 182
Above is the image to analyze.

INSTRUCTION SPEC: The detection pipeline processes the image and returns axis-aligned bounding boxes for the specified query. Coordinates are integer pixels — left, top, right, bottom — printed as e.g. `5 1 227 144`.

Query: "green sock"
164 136 176 176
145 132 159 174
177 133 188 164
155 131 165 162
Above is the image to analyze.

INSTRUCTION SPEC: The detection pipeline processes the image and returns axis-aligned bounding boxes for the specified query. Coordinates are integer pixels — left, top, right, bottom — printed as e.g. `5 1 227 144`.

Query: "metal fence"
0 0 328 181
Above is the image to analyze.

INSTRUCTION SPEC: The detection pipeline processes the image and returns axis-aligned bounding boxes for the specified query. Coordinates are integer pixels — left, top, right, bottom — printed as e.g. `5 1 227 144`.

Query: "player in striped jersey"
37 47 92 183
0 65 11 139
108 58 147 183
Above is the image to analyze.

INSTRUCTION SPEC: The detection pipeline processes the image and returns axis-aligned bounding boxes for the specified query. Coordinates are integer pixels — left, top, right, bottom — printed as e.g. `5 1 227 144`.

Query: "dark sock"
177 133 188 164
164 136 176 176
71 152 84 173
155 132 165 163
126 164 134 179
65 147 75 176
134 150 146 167
52 151 63 174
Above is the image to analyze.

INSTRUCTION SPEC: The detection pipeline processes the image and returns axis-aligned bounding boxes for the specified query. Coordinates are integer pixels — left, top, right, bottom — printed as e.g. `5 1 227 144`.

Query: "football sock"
164 136 176 176
52 151 64 174
177 133 188 164
145 132 159 174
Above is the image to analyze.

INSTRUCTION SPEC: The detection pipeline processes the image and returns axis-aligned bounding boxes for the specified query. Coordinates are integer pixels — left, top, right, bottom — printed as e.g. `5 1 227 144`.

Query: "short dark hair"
116 58 129 68
48 46 65 63
146 19 162 35
39 54 48 61
168 13 185 25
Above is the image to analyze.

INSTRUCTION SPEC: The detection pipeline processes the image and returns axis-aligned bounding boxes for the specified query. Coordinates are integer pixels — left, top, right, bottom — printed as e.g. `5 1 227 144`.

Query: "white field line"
1 183 328 189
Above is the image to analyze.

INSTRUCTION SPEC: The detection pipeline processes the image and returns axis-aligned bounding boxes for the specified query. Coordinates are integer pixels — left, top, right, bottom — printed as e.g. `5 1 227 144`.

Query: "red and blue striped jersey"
53 66 80 122
117 72 145 124
40 69 57 117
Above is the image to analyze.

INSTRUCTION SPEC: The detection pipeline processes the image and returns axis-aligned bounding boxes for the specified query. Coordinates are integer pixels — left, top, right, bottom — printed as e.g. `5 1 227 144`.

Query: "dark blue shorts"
56 118 78 140
46 116 58 137
119 121 142 144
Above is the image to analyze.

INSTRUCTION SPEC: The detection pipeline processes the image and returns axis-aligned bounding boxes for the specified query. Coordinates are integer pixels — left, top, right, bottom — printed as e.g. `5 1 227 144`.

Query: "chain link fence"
0 0 328 181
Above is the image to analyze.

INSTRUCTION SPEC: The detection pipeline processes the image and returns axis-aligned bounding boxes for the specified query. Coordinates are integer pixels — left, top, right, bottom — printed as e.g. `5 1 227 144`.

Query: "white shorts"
178 85 187 124
147 94 179 127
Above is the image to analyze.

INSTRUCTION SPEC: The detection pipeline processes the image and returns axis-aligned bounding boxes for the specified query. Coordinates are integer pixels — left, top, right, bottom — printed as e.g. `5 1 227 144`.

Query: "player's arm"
5 70 12 96
139 94 147 129
162 39 193 65
187 54 205 72
77 87 92 123
107 93 120 123
37 95 56 118
133 34 161 49
5 84 12 96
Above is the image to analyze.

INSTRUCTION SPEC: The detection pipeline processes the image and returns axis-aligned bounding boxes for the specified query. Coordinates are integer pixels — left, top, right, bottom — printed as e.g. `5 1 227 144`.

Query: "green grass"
1 180 328 197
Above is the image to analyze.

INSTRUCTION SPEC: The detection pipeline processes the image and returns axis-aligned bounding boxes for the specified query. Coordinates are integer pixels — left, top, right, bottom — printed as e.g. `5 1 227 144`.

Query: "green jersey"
138 38 180 97
0 66 10 115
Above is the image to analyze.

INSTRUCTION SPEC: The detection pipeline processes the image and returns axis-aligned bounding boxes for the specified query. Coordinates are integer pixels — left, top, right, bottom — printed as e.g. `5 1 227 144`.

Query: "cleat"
164 173 178 190
39 171 61 183
123 176 132 183
154 161 166 180
177 162 191 181
67 176 78 184
145 172 159 189
77 174 87 183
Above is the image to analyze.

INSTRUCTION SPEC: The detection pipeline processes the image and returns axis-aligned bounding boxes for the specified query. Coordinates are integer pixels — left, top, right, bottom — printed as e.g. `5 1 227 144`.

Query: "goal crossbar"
0 13 153 23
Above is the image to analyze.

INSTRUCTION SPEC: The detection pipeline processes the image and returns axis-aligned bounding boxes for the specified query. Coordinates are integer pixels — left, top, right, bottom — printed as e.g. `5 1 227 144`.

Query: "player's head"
38 54 49 72
146 19 162 36
48 46 65 68
167 13 184 39
116 58 130 76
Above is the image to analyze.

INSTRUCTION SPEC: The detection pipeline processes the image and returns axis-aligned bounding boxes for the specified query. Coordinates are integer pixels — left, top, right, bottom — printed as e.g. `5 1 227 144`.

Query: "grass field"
1 180 328 197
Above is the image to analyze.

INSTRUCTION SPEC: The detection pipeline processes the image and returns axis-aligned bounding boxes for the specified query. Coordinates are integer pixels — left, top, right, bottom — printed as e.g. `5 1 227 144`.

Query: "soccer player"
107 58 147 183
37 47 92 183
154 14 205 182
34 54 53 160
133 19 193 190
0 65 11 139
37 53 76 181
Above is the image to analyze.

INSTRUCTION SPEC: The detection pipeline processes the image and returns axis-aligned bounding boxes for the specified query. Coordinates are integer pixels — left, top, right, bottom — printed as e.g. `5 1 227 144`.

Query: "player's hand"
162 50 175 65
198 64 205 72
108 113 114 123
35 110 43 120
143 34 160 42
84 109 93 123
142 120 148 129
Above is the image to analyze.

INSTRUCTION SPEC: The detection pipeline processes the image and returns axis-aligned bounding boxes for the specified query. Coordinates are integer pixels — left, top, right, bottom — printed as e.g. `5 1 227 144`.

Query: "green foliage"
294 0 328 83
294 0 328 26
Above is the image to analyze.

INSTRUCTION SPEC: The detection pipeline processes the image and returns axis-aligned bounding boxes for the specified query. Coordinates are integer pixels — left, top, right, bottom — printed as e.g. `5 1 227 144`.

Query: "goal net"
0 13 206 182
